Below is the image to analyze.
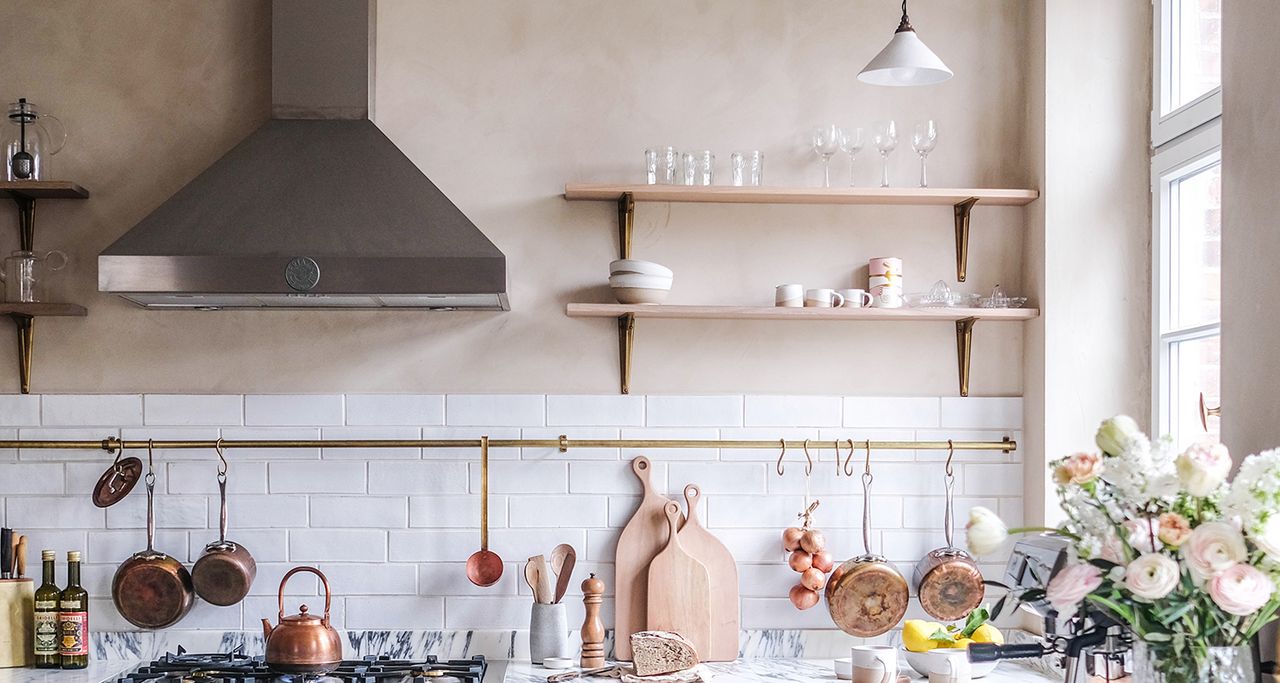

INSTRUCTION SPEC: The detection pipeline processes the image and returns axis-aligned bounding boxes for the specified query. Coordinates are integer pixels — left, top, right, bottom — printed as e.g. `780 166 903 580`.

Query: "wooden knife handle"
15 536 26 578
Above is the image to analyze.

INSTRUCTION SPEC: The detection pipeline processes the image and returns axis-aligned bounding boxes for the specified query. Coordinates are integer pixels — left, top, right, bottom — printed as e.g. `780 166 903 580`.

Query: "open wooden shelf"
564 184 1039 206
1 303 88 395
567 303 1038 322
0 181 90 200
0 303 88 317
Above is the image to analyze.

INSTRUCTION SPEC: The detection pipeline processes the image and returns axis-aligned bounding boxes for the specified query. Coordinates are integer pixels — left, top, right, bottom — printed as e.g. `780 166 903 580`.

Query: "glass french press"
4 98 66 181
0 250 67 303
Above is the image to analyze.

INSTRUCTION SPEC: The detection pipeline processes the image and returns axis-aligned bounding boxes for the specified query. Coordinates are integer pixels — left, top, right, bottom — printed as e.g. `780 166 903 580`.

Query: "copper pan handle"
278 566 333 625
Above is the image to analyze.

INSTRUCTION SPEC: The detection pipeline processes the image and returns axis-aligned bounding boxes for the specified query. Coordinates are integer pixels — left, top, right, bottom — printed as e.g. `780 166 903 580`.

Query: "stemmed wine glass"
872 121 897 188
838 127 865 187
912 120 938 188
811 124 842 188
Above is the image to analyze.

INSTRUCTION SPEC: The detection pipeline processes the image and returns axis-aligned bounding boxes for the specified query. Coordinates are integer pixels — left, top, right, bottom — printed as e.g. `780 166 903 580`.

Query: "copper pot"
912 452 984 621
262 566 342 675
192 467 256 606
112 474 195 629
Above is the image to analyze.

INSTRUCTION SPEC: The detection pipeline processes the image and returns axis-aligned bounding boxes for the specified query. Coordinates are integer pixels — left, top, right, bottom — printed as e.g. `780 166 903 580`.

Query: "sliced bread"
630 631 699 677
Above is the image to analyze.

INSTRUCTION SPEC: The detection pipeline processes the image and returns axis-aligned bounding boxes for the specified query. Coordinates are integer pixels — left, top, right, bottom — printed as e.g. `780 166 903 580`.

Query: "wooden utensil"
646 501 711 658
581 573 606 668
524 559 540 600
614 456 684 661
551 543 576 604
466 436 504 587
14 536 25 579
677 484 739 661
530 554 554 604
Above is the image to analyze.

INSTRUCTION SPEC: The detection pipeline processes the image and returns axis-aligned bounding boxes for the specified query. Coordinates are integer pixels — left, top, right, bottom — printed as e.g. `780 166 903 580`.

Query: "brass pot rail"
0 435 1016 455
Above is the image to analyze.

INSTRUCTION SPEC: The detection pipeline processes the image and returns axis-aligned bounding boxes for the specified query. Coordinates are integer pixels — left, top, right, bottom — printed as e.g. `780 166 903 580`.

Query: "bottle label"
34 612 58 656
58 612 88 656
35 600 57 610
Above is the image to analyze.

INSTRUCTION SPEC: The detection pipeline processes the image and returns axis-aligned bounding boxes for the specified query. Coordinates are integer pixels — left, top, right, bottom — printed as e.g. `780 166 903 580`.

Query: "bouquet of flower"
965 416 1280 682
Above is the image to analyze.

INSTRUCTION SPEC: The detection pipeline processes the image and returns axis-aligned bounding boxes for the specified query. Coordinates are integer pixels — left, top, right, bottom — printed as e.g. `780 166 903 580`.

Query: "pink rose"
1182 521 1248 584
1158 512 1192 547
1208 564 1275 616
1053 452 1104 486
1047 563 1104 613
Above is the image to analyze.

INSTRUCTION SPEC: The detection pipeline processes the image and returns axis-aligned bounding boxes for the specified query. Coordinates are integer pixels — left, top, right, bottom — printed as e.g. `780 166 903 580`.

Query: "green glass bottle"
33 550 60 668
57 551 88 670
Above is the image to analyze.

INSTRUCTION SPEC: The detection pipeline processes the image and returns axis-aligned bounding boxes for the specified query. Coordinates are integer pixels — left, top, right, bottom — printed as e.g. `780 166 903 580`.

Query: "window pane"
1170 334 1220 447
1171 160 1221 328
1167 0 1222 113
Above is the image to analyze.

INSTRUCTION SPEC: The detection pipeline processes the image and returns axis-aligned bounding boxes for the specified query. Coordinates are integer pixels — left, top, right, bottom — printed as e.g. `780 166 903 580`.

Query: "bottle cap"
67 551 81 562
42 550 55 560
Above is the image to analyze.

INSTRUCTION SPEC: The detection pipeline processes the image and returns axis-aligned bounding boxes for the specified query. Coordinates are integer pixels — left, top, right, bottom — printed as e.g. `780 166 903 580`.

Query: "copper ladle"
466 436 503 587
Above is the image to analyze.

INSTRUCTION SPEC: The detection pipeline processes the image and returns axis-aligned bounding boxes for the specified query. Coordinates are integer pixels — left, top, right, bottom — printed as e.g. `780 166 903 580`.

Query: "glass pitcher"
4 99 66 181
0 250 67 303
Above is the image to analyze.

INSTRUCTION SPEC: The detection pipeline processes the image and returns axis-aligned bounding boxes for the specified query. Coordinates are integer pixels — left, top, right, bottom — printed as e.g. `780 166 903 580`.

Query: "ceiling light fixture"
857 0 953 87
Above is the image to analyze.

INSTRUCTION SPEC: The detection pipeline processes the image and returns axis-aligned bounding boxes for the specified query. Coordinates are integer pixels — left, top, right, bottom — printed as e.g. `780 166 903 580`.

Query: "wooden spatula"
646 501 711 656
551 543 576 604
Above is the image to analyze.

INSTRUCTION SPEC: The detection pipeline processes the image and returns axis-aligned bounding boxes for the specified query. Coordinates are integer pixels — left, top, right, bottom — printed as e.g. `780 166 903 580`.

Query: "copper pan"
912 441 984 621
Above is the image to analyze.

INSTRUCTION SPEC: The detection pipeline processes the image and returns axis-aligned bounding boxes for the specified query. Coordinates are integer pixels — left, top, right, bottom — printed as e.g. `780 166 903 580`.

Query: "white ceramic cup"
867 276 903 309
804 288 845 308
849 645 898 683
776 284 805 307
837 288 875 308
925 649 972 683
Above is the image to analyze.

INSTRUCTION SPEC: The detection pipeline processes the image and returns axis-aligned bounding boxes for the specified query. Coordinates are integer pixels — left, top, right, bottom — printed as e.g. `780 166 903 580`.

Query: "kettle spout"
261 618 274 641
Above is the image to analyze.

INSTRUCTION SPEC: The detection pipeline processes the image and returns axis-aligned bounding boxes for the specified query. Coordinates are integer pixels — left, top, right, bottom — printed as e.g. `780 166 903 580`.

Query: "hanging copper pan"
192 442 256 606
912 441 984 621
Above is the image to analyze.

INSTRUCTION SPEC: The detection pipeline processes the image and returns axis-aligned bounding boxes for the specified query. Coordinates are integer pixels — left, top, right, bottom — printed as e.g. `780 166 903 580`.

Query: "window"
1152 0 1222 446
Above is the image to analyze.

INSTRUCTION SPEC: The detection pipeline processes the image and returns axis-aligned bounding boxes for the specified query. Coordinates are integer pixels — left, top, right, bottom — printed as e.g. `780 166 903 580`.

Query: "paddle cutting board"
647 501 711 657
614 456 684 661
678 484 740 661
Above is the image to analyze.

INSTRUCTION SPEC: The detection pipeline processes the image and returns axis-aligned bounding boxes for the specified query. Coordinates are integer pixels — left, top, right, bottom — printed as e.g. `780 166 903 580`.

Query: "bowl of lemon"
901 609 1003 678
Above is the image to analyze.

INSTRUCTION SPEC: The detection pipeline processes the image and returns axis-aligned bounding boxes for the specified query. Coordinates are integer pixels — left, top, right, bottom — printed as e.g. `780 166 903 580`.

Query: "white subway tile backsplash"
106 494 208 529
220 427 322 460
881 530 949 562
145 395 243 426
310 496 408 528
409 495 505 528
619 427 718 461
320 426 420 460
419 427 521 460
0 395 40 426
719 427 821 462
742 598 835 629
199 530 289 562
250 563 319 596
902 496 999 529
744 396 842 427
270 461 367 493
17 428 119 461
962 463 1025 496
585 529 619 562
471 461 566 494
843 397 941 428
508 495 608 528
7 496 105 528
419 562 520 597
345 394 445 426
0 429 13 462
546 395 644 427
289 529 387 562
445 395 545 426
320 563 418 595
168 461 268 494
387 530 478 562
569 461 666 495
645 395 743 427
666 463 767 495
217 495 309 529
369 462 468 495
245 395 344 426
487 529 587 561
737 564 798 598
443 597 528 629
0 463 64 493
347 596 443 629
42 395 143 426
914 429 1021 462
940 397 1023 429
88 530 189 563
119 427 224 461
521 427 619 461
607 496 640 527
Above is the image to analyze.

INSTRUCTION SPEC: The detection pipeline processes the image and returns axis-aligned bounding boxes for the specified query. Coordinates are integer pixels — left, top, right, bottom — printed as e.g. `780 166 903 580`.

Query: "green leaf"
928 629 956 644
961 606 991 638
1144 632 1173 643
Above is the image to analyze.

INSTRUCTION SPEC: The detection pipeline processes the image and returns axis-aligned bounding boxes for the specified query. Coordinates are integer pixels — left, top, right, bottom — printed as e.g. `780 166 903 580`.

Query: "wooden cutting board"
614 456 684 661
646 501 711 657
678 484 739 661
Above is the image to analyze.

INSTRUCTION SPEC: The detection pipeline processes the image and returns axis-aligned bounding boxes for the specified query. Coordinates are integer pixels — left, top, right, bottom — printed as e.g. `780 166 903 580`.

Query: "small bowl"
613 287 670 305
903 647 999 679
609 273 673 290
833 657 852 680
610 259 673 278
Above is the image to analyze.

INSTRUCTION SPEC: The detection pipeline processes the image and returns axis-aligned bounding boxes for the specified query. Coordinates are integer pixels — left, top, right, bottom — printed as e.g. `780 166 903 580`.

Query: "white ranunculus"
965 506 1008 556
1123 553 1181 601
1176 441 1232 496
1208 564 1275 616
1096 415 1144 457
1182 521 1248 584
1250 515 1280 561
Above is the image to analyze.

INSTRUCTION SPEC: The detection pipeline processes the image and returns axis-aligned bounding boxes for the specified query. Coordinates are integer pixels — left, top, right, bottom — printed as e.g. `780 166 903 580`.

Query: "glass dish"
905 280 979 308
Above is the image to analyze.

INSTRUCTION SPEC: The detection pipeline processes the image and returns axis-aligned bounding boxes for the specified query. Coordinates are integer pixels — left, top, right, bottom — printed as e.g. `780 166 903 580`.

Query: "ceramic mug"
837 288 875 308
849 645 898 683
869 256 903 279
805 288 845 308
868 276 903 309
776 283 805 308
925 649 972 683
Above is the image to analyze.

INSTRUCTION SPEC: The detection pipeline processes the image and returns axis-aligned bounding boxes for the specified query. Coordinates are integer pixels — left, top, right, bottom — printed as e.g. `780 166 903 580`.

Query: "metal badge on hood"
285 257 320 291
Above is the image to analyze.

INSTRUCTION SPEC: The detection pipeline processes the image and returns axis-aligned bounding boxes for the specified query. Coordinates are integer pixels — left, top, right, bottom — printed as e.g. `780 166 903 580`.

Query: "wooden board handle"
683 484 702 526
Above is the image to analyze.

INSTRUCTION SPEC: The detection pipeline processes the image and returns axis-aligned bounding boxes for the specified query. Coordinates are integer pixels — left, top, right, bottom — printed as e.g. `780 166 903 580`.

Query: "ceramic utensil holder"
529 602 569 664
0 579 33 668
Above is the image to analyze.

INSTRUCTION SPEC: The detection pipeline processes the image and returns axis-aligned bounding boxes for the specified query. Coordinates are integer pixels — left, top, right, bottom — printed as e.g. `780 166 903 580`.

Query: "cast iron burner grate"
118 648 487 683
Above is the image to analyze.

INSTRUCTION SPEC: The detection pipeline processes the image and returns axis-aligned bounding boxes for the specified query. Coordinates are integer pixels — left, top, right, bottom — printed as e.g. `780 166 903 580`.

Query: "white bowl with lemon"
901 616 1003 678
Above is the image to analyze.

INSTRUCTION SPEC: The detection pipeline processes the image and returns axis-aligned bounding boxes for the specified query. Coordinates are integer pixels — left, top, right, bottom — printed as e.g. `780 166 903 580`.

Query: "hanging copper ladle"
466 436 504 587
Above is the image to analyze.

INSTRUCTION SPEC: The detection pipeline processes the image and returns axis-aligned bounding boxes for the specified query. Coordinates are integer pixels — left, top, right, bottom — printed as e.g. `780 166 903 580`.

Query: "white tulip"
966 506 1008 556
1176 441 1232 496
1096 415 1144 457
1123 553 1180 601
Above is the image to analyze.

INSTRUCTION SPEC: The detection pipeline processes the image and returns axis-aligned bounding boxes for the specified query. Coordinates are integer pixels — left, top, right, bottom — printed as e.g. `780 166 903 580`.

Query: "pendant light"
857 0 953 87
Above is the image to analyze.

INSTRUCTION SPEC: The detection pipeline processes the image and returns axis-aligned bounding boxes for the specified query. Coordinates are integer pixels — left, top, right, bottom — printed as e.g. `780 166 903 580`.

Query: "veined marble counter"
0 662 139 683
502 659 1059 682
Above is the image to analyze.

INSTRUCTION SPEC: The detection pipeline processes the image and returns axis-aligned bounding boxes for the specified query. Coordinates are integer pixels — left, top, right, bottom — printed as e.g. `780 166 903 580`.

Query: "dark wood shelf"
0 181 90 200
0 303 88 317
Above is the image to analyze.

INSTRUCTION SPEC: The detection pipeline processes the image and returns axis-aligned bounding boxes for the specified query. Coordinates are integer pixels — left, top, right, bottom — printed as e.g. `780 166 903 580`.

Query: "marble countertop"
502 658 1060 682
0 662 140 683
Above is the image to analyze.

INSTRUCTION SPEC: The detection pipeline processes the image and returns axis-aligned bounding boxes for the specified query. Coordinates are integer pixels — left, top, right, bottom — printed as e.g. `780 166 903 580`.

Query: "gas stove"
118 647 488 683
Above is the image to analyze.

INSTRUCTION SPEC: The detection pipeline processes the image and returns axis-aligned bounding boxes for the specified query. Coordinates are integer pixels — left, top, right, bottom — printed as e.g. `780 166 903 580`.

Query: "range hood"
99 0 508 310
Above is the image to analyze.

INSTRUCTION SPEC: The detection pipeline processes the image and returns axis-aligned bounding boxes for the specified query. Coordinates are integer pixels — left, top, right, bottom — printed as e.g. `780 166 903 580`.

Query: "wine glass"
912 120 938 188
872 121 897 188
811 124 842 188
838 127 865 187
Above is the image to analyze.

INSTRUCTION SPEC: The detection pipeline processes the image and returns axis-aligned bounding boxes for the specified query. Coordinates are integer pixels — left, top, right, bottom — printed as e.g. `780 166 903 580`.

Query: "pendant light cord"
897 0 915 33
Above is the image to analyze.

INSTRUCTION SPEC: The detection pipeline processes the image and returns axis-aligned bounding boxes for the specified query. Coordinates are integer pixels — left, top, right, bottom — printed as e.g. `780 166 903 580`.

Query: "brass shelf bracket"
953 197 979 282
955 317 976 397
618 192 635 260
618 312 636 394
15 195 35 252
9 314 34 394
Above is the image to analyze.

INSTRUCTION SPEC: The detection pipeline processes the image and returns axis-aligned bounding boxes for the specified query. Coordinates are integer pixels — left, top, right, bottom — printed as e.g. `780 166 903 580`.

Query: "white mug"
868 276 903 309
850 645 898 683
837 288 875 308
925 649 971 683
805 288 845 308
775 283 805 308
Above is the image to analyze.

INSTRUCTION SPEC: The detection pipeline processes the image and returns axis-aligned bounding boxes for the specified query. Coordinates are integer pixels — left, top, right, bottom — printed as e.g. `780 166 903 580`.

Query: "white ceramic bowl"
903 647 999 679
612 287 670 305
610 259 673 278
609 273 673 290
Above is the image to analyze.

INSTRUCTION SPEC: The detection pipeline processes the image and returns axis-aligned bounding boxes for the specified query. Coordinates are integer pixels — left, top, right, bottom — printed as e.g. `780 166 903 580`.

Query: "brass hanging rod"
0 436 1016 453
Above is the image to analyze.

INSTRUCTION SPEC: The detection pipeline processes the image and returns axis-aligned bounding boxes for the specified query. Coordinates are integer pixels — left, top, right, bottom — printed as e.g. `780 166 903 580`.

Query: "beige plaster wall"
0 1 1031 394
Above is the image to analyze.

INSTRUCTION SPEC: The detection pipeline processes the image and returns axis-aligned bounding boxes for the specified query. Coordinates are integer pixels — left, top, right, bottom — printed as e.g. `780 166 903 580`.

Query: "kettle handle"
278 565 333 625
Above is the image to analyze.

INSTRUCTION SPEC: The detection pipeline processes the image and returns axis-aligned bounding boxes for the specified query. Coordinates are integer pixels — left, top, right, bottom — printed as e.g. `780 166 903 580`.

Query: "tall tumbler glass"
648 146 679 184
731 150 764 186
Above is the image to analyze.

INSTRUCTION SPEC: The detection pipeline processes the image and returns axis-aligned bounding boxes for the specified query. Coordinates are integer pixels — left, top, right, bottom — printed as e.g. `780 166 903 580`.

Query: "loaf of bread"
630 631 699 677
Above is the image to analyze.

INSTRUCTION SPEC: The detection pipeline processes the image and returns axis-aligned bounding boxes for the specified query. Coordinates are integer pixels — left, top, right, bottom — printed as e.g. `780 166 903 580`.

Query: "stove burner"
119 649 486 683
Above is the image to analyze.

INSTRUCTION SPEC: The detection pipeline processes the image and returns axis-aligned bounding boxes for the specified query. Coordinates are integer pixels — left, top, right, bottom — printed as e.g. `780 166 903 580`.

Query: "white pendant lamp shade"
858 3 953 87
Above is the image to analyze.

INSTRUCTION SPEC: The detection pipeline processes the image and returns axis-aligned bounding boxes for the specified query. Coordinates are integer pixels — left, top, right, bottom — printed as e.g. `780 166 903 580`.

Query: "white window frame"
1152 0 1223 147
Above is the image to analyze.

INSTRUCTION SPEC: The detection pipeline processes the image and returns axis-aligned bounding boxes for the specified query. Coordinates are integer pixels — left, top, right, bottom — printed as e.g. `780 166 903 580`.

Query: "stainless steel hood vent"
99 0 508 310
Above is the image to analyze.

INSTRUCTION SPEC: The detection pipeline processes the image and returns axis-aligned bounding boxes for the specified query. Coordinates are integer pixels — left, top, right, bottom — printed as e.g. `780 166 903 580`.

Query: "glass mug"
0 250 67 303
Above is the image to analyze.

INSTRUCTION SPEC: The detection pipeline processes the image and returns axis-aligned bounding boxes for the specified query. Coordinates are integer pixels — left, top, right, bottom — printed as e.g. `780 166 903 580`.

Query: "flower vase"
1132 641 1255 683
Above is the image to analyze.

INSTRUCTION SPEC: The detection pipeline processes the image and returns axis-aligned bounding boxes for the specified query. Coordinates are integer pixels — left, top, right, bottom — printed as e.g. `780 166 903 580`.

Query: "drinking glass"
680 152 696 185
811 125 842 188
911 121 938 188
644 149 658 184
684 150 714 185
649 146 678 184
838 127 865 186
873 120 898 188
731 150 764 186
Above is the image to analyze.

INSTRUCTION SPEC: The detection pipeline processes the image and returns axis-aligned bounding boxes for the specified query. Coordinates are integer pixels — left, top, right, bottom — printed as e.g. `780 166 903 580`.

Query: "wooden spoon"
551 543 576 604
466 436 504 587
524 558 540 600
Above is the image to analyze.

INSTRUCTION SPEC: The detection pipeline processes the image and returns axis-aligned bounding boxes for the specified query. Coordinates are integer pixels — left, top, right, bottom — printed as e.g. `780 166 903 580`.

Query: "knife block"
0 578 33 668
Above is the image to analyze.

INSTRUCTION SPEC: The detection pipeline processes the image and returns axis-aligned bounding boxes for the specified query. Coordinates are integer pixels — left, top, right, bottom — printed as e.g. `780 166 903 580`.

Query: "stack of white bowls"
609 259 673 304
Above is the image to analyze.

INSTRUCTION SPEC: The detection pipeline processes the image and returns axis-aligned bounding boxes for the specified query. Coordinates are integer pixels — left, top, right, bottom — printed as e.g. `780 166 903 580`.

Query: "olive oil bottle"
57 551 88 669
33 550 60 668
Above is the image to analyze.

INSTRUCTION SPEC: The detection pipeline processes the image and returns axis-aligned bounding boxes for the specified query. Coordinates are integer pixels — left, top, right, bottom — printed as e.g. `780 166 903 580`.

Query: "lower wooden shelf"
1 303 88 394
565 303 1039 395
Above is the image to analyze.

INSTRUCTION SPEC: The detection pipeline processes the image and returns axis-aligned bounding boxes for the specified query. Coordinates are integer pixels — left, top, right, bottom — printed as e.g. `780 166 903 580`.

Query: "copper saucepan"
825 442 909 637
192 443 256 606
912 442 984 621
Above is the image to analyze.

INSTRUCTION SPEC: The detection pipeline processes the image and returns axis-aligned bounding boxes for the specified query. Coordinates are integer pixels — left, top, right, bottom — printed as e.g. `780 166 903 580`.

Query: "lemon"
949 638 976 650
971 624 1004 645
902 620 944 652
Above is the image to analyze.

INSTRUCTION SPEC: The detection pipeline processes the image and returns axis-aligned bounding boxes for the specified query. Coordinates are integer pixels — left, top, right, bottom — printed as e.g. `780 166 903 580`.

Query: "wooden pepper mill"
580 573 606 668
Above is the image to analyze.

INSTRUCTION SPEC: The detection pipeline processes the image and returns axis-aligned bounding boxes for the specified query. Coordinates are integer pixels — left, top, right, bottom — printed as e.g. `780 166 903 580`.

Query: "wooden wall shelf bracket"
953 197 979 282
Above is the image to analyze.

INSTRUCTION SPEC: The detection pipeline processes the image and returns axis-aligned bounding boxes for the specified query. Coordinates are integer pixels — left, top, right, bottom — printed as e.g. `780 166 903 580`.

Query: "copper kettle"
262 566 343 674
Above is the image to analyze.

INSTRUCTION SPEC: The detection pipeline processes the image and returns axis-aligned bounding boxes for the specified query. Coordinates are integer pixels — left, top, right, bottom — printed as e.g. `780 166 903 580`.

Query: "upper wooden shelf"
566 303 1038 322
563 184 1039 207
0 181 90 200
0 303 88 317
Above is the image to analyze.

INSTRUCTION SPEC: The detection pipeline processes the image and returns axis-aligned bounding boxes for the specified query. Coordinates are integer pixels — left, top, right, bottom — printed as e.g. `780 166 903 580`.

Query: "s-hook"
215 437 228 484
776 439 787 476
802 439 814 476
842 439 857 477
